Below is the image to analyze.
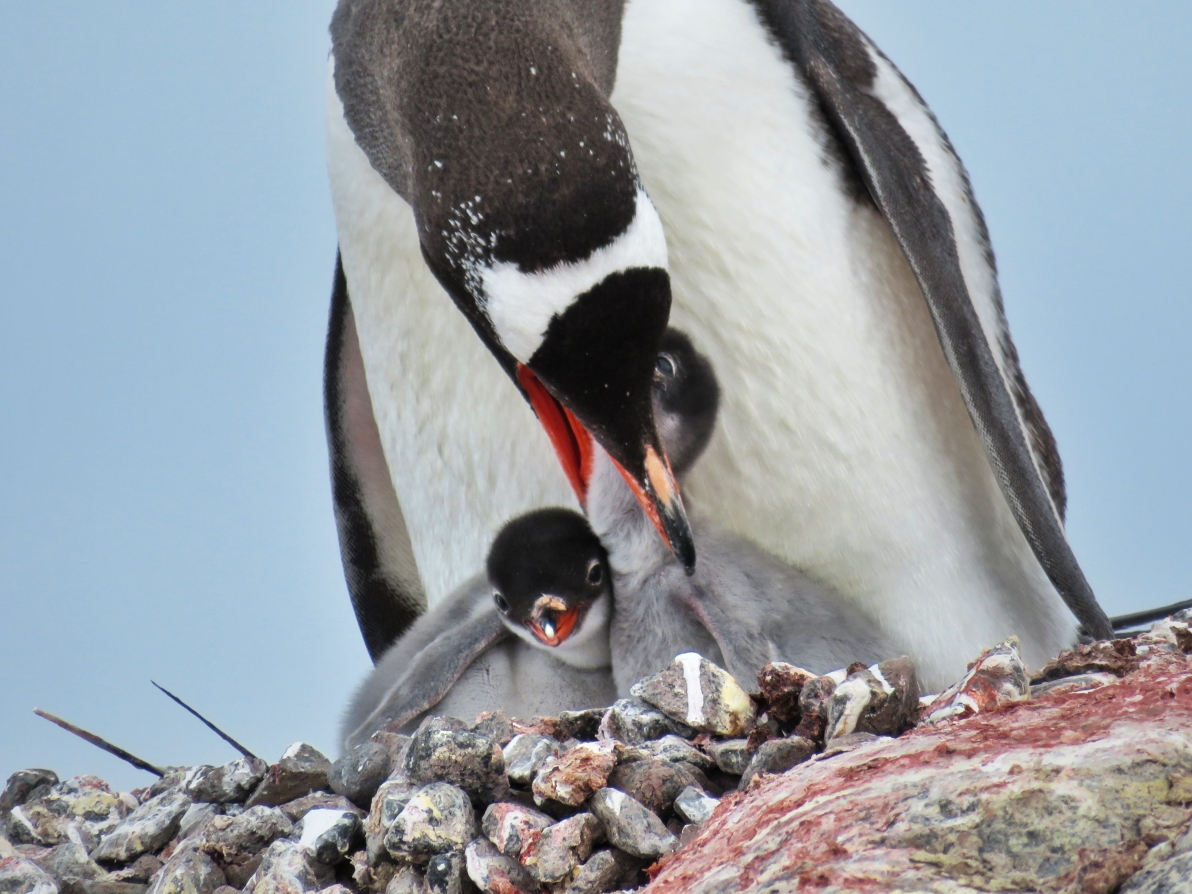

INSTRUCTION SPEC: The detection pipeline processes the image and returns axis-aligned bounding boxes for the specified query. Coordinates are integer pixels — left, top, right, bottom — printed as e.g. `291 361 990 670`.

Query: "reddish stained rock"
532 742 617 807
756 663 815 727
646 652 1192 893
922 638 1030 724
1034 638 1143 683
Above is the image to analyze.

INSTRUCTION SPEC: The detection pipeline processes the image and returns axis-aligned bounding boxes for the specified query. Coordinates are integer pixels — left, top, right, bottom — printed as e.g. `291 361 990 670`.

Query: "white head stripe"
482 189 669 363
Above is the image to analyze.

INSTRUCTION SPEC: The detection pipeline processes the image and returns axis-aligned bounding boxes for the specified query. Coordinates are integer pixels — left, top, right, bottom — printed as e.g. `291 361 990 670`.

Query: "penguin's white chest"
613 0 1075 688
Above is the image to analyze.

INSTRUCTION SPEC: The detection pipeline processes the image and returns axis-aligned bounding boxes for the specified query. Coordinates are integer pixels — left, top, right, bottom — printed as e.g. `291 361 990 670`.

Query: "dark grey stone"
607 759 702 817
146 841 226 894
588 789 676 861
365 780 419 865
555 709 606 742
197 806 293 888
738 737 815 790
8 777 131 851
184 758 269 805
0 856 61 894
480 803 551 858
31 842 103 883
634 736 714 771
471 713 515 747
278 793 359 825
1 772 58 820
597 700 694 746
423 852 463 894
520 813 602 884
705 739 749 776
177 804 219 842
246 746 332 809
501 736 558 788
824 658 919 742
328 742 394 810
404 719 506 804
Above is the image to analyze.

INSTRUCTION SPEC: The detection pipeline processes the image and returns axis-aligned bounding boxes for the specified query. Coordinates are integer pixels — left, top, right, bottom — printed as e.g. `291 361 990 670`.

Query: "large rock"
646 647 1192 893
93 789 191 863
246 746 331 809
631 655 756 737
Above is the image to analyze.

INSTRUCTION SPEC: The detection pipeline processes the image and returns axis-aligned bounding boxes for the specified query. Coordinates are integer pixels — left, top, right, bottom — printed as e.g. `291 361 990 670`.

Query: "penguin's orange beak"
517 363 695 572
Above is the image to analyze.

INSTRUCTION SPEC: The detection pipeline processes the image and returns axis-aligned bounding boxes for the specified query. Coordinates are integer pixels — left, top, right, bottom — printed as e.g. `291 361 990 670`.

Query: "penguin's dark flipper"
757 0 1111 639
678 583 772 692
346 609 509 747
326 253 427 662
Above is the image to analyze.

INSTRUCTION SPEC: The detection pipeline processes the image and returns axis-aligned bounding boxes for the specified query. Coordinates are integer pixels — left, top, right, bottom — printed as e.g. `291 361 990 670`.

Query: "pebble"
294 809 362 865
825 657 919 742
597 700 694 746
278 792 359 824
520 813 602 884
246 745 332 809
471 713 516 747
501 736 559 788
705 740 749 776
328 736 401 810
8 776 130 851
33 841 104 886
364 780 419 865
197 806 293 888
756 663 816 727
384 784 475 864
403 719 507 803
672 787 719 826
554 709 605 742
383 866 428 894
632 653 757 737
480 803 551 858
531 743 617 808
588 789 676 861
632 736 714 772
243 840 332 894
560 848 641 894
109 854 161 883
177 804 219 842
1 771 58 820
146 841 226 894
793 675 836 744
94 788 192 863
184 759 269 805
424 851 463 894
463 837 536 894
924 639 1031 724
0 855 59 894
737 737 815 790
607 759 702 817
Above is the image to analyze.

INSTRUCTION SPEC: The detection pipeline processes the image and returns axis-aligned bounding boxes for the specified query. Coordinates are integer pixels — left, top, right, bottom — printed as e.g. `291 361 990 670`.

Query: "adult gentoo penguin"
324 0 1112 687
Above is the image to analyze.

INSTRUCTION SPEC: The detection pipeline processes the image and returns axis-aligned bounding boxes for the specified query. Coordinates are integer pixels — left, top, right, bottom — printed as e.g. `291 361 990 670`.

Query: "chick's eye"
493 592 509 614
586 560 603 586
654 354 676 379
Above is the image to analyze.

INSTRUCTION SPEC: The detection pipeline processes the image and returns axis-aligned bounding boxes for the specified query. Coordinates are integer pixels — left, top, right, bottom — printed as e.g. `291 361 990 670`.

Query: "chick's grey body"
341 570 615 751
590 331 897 694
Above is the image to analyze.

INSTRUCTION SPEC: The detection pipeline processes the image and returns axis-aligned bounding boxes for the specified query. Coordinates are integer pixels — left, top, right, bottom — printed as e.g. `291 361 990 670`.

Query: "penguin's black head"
486 507 611 648
652 329 721 476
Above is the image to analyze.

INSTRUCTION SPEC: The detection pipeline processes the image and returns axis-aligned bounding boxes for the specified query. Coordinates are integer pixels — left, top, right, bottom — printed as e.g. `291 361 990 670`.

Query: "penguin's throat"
517 364 594 506
588 448 672 580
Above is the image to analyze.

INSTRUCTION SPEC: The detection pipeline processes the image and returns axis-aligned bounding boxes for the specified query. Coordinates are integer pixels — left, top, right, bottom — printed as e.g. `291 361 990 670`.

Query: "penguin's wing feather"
326 254 428 662
346 609 509 746
678 581 773 692
756 0 1111 638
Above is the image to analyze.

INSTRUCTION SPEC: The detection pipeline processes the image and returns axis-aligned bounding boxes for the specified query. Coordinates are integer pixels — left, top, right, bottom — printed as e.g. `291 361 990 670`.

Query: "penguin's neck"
587 447 674 587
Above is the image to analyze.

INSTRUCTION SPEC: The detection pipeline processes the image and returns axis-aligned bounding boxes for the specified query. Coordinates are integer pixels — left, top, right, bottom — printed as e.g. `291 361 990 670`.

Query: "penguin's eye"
586 560 603 586
493 592 510 614
655 354 676 380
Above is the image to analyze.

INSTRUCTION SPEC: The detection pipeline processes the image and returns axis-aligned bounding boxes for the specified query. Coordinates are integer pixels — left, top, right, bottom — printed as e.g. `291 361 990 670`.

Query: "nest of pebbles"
12 621 1175 894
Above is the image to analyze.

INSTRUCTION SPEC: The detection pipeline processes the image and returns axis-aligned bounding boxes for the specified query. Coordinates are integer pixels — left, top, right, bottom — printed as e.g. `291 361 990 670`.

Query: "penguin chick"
339 512 615 749
487 508 613 670
588 329 900 694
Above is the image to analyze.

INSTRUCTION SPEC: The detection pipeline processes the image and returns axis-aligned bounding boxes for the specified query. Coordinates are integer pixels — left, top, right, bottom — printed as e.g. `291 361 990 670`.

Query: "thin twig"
33 708 164 777
151 681 258 760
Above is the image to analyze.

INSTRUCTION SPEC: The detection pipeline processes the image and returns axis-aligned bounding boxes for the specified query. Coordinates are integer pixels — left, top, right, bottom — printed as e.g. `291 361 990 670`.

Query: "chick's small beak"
611 445 696 574
528 596 585 648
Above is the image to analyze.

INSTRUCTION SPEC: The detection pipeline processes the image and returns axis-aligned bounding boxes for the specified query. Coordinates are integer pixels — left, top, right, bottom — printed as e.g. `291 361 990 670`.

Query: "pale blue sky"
2 3 1189 791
